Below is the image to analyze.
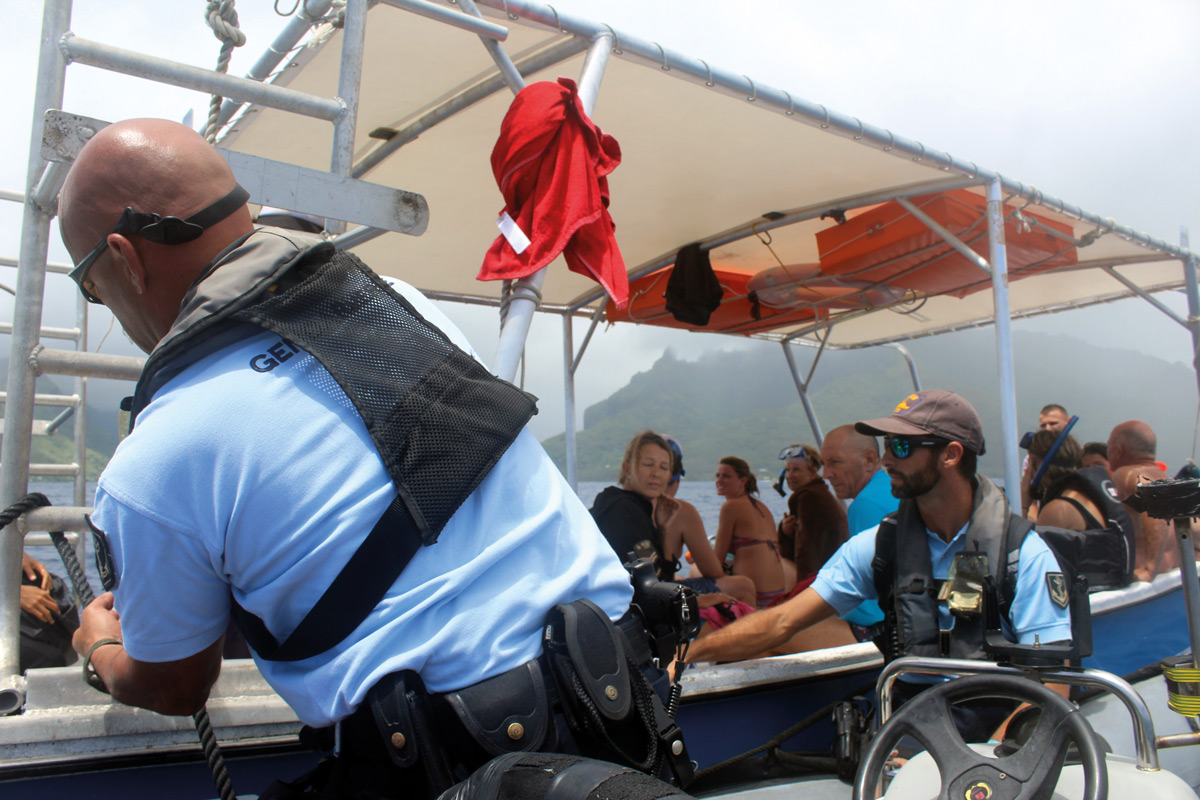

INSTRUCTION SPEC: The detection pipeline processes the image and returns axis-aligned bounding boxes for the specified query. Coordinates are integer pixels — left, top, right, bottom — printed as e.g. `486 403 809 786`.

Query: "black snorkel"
1022 415 1080 497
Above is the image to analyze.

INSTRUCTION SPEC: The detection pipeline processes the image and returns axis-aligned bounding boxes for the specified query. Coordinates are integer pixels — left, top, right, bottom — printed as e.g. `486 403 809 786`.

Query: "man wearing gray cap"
688 390 1071 737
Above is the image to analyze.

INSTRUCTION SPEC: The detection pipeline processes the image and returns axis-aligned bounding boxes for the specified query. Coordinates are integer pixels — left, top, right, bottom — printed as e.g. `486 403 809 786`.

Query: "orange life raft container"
815 189 1078 298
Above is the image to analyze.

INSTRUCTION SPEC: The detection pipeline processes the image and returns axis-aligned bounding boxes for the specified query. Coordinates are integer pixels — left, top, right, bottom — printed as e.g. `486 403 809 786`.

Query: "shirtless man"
1107 420 1185 581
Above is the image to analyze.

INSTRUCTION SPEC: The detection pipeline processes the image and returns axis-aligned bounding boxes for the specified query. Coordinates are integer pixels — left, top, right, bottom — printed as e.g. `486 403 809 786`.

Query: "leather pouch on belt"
545 598 631 722
368 671 421 769
445 660 551 757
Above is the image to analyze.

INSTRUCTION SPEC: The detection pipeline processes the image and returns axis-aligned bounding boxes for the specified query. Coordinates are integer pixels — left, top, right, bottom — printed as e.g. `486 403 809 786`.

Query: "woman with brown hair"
713 456 787 607
589 430 677 579
777 443 849 583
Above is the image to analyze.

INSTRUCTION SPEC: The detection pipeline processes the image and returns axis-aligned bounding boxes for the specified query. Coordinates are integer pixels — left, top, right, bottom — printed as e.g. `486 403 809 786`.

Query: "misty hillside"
0 358 126 480
541 329 1197 482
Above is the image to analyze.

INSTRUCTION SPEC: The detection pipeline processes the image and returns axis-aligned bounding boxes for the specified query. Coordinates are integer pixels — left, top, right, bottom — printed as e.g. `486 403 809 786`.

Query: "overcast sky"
5 1 1198 438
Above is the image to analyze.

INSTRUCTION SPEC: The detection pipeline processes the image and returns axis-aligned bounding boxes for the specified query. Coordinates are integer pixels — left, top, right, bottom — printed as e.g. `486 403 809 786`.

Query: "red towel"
478 77 628 308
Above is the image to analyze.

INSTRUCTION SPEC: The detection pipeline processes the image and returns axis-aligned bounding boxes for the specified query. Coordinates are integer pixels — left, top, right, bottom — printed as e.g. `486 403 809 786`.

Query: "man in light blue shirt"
60 120 674 796
690 391 1071 738
819 425 899 630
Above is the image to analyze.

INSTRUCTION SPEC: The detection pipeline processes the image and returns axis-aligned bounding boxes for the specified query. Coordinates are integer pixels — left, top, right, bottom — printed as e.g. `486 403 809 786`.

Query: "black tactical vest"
871 477 1028 662
132 233 537 660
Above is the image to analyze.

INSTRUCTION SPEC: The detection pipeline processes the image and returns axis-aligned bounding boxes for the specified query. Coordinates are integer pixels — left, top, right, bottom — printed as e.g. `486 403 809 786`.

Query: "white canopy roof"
221 0 1195 349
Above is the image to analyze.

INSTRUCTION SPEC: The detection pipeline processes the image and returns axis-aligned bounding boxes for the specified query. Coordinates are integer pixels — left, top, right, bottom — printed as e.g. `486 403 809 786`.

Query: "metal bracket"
38 110 429 236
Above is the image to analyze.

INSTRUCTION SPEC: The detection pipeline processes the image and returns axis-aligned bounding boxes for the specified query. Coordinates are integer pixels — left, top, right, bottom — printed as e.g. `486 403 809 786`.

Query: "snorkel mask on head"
663 435 686 485
774 443 809 497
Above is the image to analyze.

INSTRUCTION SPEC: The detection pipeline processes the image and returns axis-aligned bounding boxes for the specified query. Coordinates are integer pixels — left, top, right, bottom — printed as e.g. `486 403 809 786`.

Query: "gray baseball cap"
855 390 987 455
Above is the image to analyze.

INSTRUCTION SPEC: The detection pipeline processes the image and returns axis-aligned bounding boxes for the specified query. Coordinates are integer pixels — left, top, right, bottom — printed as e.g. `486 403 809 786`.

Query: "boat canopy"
220 0 1196 350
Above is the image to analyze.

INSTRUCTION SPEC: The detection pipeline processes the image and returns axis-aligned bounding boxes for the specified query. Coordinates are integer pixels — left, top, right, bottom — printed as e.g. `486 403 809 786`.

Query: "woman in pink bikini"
713 456 788 608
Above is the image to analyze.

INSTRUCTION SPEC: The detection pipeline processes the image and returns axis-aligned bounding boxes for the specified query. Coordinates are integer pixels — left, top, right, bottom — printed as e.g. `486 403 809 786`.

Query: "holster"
542 598 694 786
544 598 633 723
444 659 554 757
368 670 453 792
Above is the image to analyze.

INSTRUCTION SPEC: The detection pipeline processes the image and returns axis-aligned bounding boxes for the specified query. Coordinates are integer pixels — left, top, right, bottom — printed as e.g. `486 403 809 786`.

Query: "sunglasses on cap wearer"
778 444 810 461
67 184 250 304
883 435 950 459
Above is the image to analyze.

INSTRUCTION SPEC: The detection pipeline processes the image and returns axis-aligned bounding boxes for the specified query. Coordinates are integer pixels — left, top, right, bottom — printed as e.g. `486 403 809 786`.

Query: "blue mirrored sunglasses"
884 435 948 459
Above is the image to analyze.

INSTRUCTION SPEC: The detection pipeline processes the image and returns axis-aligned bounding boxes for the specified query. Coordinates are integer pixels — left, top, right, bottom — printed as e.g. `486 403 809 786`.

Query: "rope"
0 492 49 530
195 708 237 800
50 531 93 606
203 0 247 143
1 492 238 800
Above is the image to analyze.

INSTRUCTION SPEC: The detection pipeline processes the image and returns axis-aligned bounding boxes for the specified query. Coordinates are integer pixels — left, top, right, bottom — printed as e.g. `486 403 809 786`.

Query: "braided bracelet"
82 637 122 694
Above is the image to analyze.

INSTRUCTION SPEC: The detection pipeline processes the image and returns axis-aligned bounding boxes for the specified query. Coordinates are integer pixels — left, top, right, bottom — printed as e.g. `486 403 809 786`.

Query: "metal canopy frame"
208 0 1199 495
0 0 388 694
4 0 1199 705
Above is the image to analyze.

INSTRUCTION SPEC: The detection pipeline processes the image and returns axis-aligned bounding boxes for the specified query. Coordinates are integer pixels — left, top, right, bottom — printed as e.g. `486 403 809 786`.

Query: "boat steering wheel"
853 674 1107 800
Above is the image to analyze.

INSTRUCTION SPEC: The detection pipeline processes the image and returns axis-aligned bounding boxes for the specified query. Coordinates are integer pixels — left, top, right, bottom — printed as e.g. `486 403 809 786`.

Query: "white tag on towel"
497 211 531 255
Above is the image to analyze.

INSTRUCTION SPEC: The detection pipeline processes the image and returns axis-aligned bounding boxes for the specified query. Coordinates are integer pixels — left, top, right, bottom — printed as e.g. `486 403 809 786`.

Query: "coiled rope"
0 492 236 800
203 0 247 143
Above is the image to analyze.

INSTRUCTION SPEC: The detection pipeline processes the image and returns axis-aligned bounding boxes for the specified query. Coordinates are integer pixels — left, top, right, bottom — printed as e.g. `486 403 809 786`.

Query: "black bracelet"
82 637 122 694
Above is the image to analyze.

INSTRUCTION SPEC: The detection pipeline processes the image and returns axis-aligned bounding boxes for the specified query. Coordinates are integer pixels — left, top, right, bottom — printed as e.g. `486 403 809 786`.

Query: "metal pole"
73 293 88 510
218 0 335 127
897 197 991 277
379 0 508 41
1100 266 1189 329
491 33 613 382
62 35 345 121
32 347 146 381
1 0 72 690
986 178 1021 508
351 37 588 179
325 0 367 237
455 0 524 94
1180 228 1200 401
331 225 388 251
887 342 922 391
561 305 606 488
1172 519 1200 670
562 314 577 490
781 341 824 445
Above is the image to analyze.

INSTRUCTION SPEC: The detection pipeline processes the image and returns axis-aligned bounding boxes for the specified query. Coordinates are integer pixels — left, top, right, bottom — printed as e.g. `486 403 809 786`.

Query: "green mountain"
542 329 1198 483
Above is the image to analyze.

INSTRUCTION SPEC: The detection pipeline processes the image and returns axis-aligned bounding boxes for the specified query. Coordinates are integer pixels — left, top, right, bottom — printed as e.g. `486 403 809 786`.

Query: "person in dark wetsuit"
589 431 677 579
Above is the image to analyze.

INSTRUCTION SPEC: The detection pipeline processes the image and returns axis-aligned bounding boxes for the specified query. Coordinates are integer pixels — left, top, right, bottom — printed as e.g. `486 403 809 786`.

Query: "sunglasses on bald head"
883 435 949 459
68 184 249 304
